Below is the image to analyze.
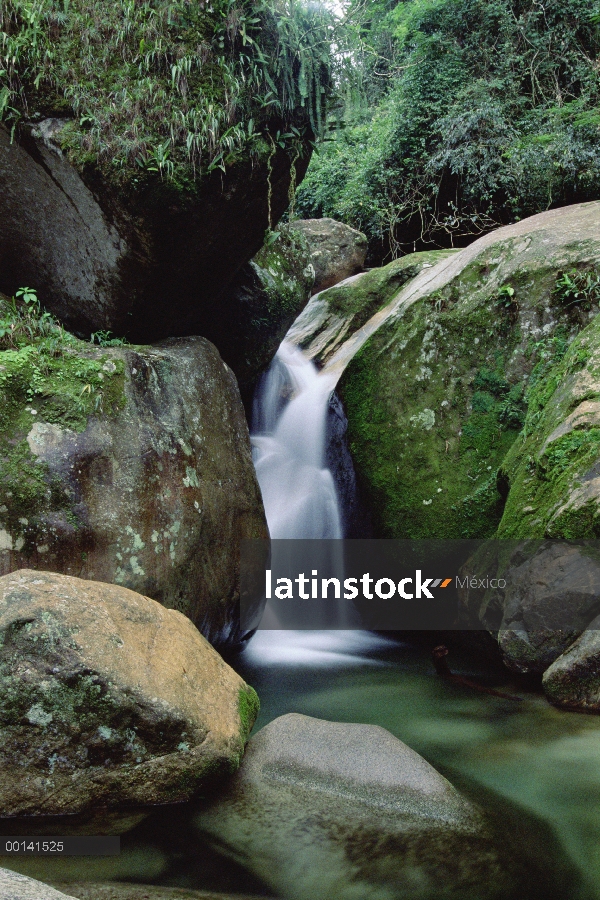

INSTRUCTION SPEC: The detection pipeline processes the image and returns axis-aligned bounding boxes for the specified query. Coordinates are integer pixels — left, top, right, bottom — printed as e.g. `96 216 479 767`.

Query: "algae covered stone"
498 310 600 540
337 201 600 539
0 329 267 647
288 249 455 367
0 569 259 819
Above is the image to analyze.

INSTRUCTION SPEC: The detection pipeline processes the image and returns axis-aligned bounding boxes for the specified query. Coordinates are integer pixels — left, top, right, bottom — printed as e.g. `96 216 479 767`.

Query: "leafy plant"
90 330 129 347
553 269 600 311
0 0 335 189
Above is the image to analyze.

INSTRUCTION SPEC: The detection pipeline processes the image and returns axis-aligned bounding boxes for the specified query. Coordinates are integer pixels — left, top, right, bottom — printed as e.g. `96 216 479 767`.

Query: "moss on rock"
498 313 600 538
212 225 314 406
1 0 332 191
289 249 455 366
336 203 600 539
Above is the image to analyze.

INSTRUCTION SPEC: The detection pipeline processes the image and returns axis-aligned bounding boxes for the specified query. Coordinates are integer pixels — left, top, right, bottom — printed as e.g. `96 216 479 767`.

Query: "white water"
251 341 342 540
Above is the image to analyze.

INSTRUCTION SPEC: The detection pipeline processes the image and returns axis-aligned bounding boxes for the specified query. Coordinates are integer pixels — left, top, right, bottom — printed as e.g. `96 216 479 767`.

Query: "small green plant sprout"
90 330 129 347
15 286 39 311
494 284 518 325
264 229 281 246
553 269 600 311
495 284 516 308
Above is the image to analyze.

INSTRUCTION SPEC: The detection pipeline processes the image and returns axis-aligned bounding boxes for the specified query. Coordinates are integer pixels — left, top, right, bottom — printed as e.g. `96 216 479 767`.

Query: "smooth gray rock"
194 713 560 900
498 543 600 673
0 867 77 899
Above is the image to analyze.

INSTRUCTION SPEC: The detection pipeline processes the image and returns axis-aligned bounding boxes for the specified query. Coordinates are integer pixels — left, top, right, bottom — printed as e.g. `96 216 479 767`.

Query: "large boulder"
0 315 267 647
194 713 566 900
497 305 600 539
0 869 77 900
335 201 600 539
458 541 600 673
290 218 368 295
0 121 308 345
0 570 259 820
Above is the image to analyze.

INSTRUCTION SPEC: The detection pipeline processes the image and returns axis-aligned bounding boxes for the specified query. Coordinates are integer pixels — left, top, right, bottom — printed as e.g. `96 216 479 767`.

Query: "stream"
6 339 600 898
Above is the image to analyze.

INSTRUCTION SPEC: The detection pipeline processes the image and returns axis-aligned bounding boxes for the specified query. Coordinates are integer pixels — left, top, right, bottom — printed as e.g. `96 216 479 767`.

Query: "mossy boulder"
0 1 331 343
0 569 258 821
0 302 267 647
201 226 314 409
497 311 600 539
289 250 455 366
336 202 600 539
289 218 368 294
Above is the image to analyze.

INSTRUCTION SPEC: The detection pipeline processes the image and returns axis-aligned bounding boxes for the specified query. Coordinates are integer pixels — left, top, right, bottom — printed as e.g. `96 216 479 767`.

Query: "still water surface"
7 630 600 899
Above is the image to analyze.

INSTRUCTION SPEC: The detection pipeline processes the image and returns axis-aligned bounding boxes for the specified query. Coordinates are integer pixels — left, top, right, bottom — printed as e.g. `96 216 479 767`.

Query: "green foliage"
297 0 600 259
90 330 129 348
553 268 600 311
0 0 334 188
0 287 126 430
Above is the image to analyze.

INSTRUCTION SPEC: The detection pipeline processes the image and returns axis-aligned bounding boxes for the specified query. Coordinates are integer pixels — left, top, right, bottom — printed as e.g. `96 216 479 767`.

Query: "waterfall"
251 341 342 540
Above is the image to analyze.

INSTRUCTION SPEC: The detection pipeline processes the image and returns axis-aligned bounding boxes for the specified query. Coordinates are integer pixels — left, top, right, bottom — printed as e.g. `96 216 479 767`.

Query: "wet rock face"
0 335 267 647
0 570 259 819
204 226 314 410
290 218 367 295
0 121 307 345
194 713 566 900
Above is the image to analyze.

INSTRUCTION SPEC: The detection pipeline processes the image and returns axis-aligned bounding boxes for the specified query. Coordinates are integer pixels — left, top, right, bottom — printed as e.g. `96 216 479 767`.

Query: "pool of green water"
5 631 600 898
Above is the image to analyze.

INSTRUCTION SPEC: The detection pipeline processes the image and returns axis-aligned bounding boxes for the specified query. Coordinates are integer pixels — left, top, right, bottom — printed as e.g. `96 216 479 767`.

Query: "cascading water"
251 341 342 540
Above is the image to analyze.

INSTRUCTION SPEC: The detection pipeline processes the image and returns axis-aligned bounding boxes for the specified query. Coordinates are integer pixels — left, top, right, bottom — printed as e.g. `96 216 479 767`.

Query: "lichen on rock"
0 297 267 647
0 569 259 820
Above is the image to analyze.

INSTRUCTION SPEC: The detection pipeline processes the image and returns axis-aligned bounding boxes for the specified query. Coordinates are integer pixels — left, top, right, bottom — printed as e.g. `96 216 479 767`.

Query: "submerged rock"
0 868 77 900
0 330 267 647
0 570 258 820
194 713 565 900
290 218 367 295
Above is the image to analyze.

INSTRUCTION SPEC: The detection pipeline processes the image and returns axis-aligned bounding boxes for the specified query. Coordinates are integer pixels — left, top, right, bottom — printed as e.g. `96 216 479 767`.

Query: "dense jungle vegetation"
3 0 600 252
0 0 334 190
296 0 600 262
